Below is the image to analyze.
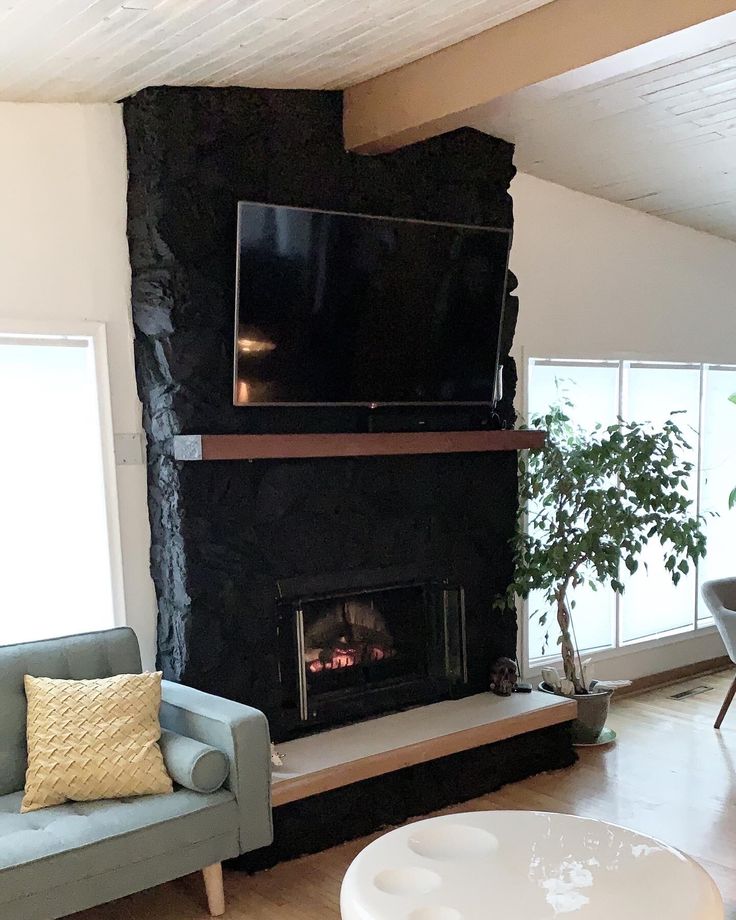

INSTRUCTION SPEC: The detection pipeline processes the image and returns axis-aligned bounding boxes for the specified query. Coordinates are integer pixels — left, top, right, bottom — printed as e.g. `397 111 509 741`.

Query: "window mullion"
694 364 707 628
615 360 627 650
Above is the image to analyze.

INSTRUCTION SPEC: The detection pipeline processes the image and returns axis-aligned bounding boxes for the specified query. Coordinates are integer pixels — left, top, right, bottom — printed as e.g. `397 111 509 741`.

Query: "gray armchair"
0 627 273 919
701 578 736 729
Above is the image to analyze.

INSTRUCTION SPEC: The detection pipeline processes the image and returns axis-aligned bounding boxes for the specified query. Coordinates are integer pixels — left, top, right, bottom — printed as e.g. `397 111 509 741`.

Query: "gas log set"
303 597 396 674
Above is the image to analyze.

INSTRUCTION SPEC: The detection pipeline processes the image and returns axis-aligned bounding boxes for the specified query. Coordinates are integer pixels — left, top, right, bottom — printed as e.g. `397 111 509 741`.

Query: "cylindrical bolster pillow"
159 730 229 794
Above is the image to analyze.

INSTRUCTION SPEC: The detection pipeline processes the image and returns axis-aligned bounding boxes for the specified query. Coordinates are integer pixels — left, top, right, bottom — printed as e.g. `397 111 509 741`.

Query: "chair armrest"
713 607 736 663
160 680 273 854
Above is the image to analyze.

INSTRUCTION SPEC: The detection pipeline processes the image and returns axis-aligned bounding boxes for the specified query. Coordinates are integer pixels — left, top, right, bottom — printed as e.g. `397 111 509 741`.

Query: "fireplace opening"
276 569 468 737
304 585 425 689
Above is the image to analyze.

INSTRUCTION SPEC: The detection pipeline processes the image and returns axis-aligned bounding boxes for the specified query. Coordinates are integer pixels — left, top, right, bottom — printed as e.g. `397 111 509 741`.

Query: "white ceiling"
470 28 736 242
0 0 553 102
7 1 736 243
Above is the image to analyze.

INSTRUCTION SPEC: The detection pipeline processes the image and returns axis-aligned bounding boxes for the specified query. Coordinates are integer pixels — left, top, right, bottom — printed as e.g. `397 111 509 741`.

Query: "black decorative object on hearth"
489 656 519 696
123 87 521 741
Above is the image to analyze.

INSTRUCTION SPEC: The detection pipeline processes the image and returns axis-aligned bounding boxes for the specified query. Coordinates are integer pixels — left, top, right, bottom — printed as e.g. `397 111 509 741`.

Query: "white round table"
340 811 723 920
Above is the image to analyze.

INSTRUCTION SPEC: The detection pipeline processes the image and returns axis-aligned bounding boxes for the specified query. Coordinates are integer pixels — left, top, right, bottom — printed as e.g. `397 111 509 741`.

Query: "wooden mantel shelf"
173 429 545 461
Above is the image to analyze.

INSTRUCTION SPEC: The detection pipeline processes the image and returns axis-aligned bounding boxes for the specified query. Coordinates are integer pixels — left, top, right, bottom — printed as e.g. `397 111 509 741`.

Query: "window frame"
0 317 126 633
518 346 730 678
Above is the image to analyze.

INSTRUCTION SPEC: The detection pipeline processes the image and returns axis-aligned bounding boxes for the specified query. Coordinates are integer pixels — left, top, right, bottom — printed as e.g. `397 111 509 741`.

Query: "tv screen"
234 202 511 406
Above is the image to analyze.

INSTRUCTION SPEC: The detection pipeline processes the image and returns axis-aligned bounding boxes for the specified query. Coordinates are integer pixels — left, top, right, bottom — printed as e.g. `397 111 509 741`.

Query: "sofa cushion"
0 628 142 796
22 672 172 812
0 787 238 904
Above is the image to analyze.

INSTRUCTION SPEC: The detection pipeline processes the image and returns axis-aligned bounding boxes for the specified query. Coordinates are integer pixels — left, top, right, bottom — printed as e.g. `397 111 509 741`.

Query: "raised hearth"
234 691 577 869
271 690 577 806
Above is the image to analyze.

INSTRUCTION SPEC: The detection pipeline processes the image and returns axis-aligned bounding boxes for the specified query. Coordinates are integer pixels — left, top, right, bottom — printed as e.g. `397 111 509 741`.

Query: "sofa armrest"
160 680 273 854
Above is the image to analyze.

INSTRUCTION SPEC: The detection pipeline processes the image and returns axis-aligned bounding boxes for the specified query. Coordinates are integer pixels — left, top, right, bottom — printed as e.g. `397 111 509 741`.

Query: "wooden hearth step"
270 691 576 806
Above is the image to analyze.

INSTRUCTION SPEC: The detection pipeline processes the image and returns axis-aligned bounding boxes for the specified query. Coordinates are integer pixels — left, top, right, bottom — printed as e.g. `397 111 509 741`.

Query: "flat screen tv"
234 202 512 406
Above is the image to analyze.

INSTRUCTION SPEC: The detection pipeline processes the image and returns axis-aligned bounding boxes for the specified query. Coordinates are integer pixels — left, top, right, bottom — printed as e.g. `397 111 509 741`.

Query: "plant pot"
539 682 613 744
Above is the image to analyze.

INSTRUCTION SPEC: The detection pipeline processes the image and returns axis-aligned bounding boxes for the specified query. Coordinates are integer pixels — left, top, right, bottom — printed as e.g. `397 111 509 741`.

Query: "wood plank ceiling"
470 35 736 241
4 1 736 243
0 0 553 102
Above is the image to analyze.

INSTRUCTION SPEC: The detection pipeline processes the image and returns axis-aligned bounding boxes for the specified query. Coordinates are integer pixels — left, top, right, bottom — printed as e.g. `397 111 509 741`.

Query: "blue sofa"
0 627 273 919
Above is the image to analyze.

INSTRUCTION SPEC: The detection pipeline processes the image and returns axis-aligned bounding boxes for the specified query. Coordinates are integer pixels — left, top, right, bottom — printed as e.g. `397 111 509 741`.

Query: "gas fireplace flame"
303 597 396 675
306 643 393 673
237 336 276 354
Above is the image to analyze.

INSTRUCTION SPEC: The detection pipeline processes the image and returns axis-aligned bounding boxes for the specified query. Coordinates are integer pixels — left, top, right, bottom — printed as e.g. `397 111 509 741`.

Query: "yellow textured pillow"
22 671 173 813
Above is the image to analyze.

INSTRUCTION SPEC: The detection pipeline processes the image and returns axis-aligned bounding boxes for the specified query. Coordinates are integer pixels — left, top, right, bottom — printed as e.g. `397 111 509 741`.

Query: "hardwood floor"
74 670 736 920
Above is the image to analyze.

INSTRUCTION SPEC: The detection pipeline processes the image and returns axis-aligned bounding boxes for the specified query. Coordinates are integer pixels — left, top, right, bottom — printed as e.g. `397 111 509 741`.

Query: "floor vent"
669 685 714 700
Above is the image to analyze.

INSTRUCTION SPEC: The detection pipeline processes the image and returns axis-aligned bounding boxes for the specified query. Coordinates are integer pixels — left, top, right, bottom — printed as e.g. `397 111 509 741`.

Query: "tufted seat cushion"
0 787 239 906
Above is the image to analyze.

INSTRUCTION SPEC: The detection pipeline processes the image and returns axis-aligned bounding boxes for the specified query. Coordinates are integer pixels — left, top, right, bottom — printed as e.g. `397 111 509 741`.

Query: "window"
525 358 736 665
0 329 120 645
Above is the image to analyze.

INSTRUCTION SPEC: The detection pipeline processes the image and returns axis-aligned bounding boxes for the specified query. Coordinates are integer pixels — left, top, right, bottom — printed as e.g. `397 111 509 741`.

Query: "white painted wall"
510 171 736 365
0 101 156 666
509 171 736 679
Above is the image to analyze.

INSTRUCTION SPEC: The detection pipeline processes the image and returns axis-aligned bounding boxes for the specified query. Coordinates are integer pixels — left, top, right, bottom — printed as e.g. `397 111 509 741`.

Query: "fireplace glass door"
302 584 427 693
277 577 466 735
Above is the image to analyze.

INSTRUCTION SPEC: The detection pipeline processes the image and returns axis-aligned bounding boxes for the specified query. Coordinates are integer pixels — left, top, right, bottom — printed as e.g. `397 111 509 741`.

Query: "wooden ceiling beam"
343 0 736 154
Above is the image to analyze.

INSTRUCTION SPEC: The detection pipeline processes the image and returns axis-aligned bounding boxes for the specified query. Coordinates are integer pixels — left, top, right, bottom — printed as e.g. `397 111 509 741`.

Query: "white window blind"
0 333 116 645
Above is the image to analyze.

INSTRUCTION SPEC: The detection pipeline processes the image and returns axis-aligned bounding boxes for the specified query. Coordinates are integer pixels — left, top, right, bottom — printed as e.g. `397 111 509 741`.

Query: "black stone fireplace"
123 85 579 867
123 86 521 739
275 566 467 737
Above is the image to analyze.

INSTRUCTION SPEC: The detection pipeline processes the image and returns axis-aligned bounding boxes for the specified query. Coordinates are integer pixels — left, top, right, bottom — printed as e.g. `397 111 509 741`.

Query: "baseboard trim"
616 656 732 698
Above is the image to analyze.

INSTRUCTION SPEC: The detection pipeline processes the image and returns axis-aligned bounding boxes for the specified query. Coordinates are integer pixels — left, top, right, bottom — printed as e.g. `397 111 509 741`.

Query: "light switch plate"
114 433 145 466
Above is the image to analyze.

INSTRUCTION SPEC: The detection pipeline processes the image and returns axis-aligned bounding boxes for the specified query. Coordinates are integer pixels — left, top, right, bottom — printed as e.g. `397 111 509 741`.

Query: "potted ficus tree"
501 402 707 743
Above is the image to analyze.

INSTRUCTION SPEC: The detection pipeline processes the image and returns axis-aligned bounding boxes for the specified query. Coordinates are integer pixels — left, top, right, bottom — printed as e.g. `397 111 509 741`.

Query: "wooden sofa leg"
715 674 736 729
202 863 225 917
